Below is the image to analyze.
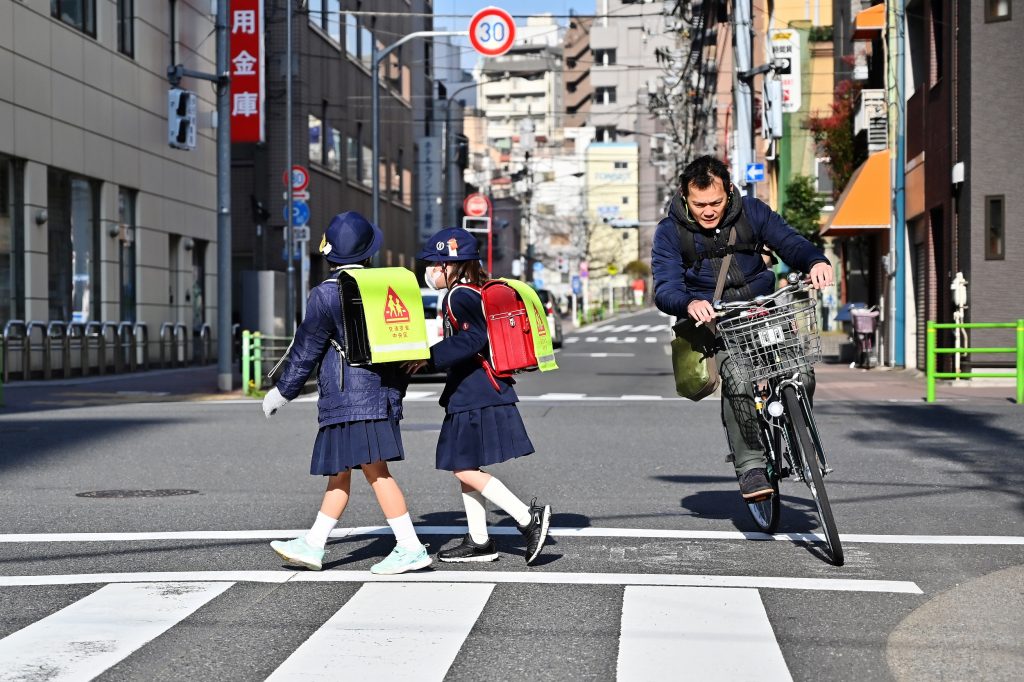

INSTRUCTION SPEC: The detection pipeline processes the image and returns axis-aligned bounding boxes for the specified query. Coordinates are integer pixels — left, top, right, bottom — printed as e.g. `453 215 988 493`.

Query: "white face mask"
423 264 444 291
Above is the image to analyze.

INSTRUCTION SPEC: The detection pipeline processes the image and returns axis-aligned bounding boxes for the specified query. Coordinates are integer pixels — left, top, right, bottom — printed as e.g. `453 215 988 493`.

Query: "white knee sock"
462 490 490 544
304 511 338 550
386 512 423 551
481 477 531 526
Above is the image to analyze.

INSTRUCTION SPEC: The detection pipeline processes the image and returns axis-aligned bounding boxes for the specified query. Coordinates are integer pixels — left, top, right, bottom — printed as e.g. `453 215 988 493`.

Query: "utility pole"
732 0 754 197
214 1 232 391
284 0 294 336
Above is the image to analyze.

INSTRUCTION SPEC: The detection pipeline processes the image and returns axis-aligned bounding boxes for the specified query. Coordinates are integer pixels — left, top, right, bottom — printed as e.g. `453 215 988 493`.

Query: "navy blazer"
274 276 409 427
652 195 828 317
430 286 518 414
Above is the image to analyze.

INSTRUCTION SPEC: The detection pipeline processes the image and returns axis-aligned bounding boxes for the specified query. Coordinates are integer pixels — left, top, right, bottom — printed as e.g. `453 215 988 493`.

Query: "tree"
807 79 863 195
782 174 826 245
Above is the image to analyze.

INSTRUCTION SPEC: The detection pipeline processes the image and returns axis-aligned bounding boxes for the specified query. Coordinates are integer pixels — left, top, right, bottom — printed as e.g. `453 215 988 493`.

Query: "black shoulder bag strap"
706 227 737 336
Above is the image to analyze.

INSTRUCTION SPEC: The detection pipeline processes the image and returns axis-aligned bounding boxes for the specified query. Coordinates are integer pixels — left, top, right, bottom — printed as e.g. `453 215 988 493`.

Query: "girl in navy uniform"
262 211 430 575
408 228 552 565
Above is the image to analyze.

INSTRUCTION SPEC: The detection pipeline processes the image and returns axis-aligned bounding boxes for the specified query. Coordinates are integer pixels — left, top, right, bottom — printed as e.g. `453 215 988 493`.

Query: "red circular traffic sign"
282 165 310 192
463 193 492 217
468 7 516 57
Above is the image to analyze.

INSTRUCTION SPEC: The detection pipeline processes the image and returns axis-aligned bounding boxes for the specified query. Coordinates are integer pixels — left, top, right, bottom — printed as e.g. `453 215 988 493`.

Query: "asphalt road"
1 309 1022 681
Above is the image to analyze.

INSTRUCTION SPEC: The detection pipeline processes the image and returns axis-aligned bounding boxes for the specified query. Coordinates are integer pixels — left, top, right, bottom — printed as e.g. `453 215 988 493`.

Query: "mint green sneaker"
270 536 326 571
370 544 432 575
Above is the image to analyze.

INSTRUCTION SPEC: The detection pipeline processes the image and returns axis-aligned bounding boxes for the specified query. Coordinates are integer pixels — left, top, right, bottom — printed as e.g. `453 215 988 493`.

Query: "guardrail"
240 330 292 397
926 320 1023 404
0 318 220 386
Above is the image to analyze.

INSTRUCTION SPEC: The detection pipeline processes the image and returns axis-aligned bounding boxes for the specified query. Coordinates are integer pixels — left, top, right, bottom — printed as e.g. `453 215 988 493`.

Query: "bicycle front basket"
716 297 822 383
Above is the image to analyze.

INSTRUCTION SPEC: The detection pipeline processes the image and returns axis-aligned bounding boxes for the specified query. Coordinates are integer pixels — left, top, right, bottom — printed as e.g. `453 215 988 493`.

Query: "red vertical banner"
229 0 264 143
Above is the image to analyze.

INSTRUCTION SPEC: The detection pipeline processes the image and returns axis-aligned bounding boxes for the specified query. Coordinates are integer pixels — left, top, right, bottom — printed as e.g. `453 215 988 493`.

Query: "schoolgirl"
408 228 552 565
262 211 430 575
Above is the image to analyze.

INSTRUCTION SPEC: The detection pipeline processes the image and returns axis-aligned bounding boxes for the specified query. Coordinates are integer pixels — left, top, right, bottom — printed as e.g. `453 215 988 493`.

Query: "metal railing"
926 320 1024 404
240 330 292 397
0 318 219 386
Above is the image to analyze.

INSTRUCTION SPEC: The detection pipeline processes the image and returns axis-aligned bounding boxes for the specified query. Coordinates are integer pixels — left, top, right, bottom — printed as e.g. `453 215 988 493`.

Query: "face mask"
423 265 443 291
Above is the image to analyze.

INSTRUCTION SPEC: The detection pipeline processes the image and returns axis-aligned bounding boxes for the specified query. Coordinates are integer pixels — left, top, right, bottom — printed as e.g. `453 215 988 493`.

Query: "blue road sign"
745 163 765 183
571 275 582 295
532 278 545 290
283 200 310 226
532 261 544 273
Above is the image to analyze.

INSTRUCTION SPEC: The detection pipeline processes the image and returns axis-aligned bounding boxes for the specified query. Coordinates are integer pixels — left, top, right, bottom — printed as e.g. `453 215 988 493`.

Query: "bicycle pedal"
823 467 834 476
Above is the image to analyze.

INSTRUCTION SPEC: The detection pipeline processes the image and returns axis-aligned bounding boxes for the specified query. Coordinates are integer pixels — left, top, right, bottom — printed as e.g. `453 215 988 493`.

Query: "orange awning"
853 3 885 40
821 149 890 237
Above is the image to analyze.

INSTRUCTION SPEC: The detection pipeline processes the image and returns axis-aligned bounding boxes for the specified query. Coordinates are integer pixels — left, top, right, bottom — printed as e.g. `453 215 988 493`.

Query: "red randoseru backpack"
445 282 541 390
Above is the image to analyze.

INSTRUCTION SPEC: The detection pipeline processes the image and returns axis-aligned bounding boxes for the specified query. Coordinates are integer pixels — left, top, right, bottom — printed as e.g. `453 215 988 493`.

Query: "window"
361 145 373 187
596 86 617 105
985 195 1005 260
47 171 100 322
117 0 134 57
309 114 323 165
987 0 1012 21
346 136 359 179
929 2 943 87
326 127 342 174
594 49 616 66
622 196 629 204
345 12 359 57
0 156 25 322
308 0 341 43
51 0 96 36
596 126 618 142
118 188 137 322
614 161 628 169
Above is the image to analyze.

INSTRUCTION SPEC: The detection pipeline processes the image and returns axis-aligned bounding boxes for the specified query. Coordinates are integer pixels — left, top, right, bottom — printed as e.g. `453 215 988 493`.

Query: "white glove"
262 387 289 418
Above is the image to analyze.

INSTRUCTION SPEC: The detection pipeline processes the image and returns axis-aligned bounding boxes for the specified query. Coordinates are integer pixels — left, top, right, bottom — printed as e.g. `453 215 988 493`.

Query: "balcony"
855 89 887 152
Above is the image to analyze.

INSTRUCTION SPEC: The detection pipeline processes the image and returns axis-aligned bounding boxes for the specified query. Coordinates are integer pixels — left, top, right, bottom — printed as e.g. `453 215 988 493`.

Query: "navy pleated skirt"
435 404 534 471
310 419 405 475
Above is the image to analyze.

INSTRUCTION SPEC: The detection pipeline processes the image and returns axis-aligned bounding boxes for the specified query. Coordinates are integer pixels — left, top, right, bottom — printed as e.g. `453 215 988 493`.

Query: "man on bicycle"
652 156 834 500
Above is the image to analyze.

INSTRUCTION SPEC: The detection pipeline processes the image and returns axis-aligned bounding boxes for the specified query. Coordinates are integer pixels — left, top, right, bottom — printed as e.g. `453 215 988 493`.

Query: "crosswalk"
0 573 917 681
562 322 669 346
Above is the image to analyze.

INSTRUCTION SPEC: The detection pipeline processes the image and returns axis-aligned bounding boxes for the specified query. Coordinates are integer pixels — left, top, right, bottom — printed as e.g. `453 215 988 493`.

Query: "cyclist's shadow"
677 488 821 534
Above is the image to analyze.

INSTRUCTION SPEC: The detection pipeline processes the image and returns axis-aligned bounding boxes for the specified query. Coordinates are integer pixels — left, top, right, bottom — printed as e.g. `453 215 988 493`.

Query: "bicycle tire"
745 427 782 533
781 385 844 566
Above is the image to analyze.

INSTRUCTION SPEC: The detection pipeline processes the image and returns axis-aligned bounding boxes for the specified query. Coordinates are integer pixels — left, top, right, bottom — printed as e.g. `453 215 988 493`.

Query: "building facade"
1 0 219 373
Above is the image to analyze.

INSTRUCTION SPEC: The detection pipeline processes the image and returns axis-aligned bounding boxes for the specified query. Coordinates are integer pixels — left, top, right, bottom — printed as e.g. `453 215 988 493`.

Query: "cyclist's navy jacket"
430 285 518 414
652 190 829 316
274 273 409 427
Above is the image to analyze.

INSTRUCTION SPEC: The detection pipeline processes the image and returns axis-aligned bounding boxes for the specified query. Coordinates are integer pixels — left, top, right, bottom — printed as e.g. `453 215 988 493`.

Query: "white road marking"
644 336 660 343
623 337 638 343
3 527 1020 546
605 336 620 343
617 586 791 681
267 583 492 682
535 392 587 400
619 395 664 401
584 336 600 342
564 337 580 343
554 353 639 360
0 572 922 593
0 582 231 682
404 390 437 400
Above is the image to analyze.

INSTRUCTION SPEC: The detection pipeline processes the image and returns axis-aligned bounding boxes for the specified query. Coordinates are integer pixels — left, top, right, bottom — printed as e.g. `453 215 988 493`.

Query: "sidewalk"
814 363 1018 403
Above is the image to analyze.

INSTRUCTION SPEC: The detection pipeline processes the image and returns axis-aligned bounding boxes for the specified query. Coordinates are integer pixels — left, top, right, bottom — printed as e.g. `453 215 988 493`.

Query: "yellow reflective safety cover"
498 278 558 372
343 268 430 363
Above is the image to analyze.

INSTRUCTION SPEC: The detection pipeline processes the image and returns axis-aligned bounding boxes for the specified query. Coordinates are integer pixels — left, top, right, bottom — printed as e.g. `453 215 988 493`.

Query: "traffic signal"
168 88 197 150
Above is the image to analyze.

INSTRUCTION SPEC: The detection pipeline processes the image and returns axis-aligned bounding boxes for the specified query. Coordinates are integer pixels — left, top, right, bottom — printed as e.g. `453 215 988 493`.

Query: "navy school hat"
319 211 383 265
416 227 481 262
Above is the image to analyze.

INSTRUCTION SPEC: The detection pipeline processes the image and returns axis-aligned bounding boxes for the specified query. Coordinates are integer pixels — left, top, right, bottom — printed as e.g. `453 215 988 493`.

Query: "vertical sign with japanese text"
229 0 264 143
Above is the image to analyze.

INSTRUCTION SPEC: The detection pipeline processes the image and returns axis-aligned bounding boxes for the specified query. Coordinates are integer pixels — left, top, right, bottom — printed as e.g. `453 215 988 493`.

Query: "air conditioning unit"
855 89 887 152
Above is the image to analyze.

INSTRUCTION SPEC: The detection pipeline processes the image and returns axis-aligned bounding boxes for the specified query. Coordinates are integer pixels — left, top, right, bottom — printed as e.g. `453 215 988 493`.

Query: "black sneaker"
517 499 552 565
437 534 499 563
738 468 774 500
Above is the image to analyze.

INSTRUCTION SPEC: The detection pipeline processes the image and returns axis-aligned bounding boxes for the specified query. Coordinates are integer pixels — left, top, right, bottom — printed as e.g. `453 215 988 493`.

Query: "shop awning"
821 149 890 237
853 3 885 41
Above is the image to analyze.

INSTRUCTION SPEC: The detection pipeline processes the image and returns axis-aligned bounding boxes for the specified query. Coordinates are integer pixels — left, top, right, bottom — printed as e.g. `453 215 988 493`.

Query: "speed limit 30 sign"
469 7 516 57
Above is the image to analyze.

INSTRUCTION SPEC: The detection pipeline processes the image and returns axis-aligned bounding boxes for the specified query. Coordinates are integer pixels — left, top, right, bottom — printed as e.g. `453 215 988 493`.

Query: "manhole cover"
75 489 200 499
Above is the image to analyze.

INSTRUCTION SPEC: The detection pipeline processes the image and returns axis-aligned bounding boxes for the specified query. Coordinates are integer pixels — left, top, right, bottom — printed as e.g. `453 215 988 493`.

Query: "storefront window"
118 188 137 322
0 156 25 322
48 170 100 322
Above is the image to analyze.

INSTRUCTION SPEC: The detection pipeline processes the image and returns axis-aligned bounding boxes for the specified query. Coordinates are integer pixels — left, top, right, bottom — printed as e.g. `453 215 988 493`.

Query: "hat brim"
415 249 482 262
324 223 384 264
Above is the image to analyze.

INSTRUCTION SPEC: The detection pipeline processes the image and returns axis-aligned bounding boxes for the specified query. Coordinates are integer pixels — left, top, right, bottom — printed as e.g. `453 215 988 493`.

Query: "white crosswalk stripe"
0 575 920 680
0 582 231 682
267 583 493 681
617 586 792 681
563 334 664 345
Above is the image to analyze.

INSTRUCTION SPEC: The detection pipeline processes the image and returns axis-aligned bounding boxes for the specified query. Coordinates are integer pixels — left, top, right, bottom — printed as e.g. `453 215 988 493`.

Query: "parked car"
420 287 446 348
534 288 564 348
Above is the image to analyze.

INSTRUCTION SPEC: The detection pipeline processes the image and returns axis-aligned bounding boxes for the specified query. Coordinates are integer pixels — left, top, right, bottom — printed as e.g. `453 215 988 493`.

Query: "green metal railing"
926 320 1024 404
240 330 292 398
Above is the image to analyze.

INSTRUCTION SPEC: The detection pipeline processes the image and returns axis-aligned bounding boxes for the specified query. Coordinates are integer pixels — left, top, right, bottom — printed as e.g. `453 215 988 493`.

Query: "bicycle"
713 275 844 566
851 306 880 369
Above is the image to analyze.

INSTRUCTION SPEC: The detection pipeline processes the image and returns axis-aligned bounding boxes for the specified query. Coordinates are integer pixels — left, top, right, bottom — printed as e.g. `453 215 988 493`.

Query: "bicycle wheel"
745 427 781 533
781 385 844 565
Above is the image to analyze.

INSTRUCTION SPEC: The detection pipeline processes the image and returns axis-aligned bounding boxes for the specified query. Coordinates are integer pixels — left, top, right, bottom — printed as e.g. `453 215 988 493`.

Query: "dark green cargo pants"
717 348 815 475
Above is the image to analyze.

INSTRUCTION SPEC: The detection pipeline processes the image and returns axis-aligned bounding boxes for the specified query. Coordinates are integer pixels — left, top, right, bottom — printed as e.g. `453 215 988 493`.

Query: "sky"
434 0 591 71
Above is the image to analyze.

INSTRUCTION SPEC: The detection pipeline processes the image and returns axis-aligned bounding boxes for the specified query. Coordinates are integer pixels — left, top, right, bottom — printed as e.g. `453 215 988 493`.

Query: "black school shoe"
518 499 552 565
738 468 774 500
437 534 499 563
